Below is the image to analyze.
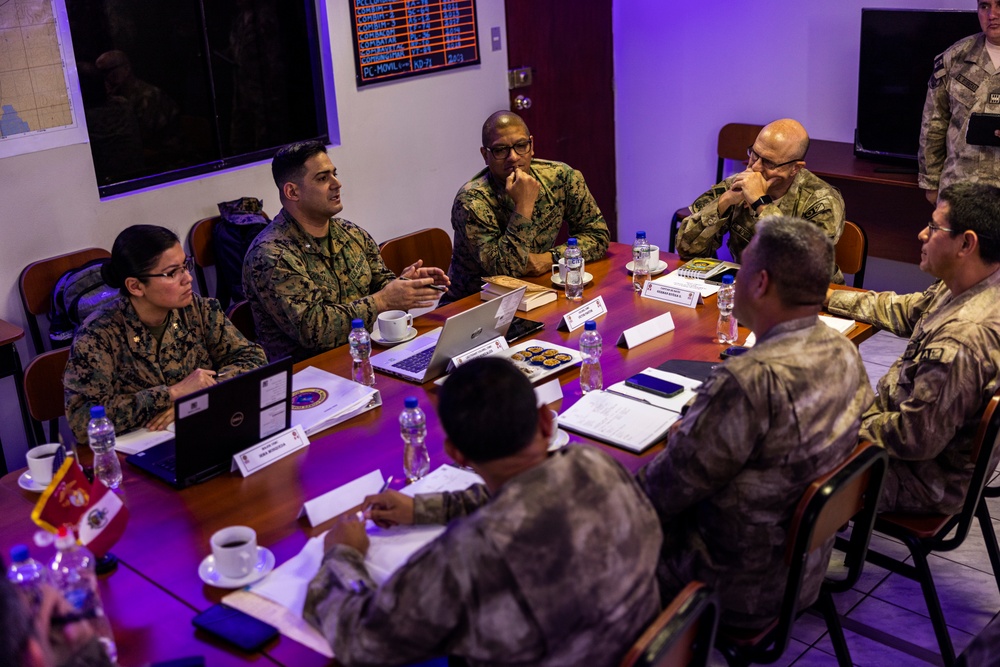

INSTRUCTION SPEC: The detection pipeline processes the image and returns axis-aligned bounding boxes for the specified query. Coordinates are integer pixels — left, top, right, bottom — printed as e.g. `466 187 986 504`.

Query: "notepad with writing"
558 390 681 453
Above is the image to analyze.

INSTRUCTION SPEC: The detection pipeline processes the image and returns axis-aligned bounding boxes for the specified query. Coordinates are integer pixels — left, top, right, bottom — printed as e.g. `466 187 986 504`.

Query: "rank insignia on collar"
133 336 140 344
173 322 179 329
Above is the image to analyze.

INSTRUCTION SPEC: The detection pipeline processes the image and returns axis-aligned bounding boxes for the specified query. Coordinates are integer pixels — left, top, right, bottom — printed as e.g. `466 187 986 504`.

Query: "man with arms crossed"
443 110 610 302
676 119 847 283
826 181 1000 514
641 216 872 629
243 140 449 360
304 357 662 666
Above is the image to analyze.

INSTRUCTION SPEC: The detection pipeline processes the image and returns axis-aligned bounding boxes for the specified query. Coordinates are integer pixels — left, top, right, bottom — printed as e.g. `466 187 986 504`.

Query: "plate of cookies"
502 340 581 383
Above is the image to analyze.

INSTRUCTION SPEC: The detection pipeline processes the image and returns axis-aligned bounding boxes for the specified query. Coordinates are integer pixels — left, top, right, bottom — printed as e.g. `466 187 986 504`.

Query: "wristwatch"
751 195 773 212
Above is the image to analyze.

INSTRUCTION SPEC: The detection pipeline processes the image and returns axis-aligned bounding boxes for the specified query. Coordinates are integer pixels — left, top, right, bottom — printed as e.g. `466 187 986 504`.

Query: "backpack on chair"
212 197 269 307
48 258 118 346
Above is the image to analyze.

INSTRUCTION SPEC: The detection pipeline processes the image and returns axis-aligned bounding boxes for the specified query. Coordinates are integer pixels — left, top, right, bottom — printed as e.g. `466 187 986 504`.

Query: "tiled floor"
707 330 1000 666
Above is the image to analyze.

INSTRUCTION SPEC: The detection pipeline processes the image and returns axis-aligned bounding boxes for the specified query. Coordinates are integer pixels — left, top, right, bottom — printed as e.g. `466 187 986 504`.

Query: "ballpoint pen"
400 275 447 292
357 475 394 522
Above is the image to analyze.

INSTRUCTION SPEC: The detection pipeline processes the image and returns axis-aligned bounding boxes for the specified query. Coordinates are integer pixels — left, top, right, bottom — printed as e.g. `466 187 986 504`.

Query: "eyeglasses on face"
136 256 195 281
484 139 532 160
925 221 957 235
746 147 802 171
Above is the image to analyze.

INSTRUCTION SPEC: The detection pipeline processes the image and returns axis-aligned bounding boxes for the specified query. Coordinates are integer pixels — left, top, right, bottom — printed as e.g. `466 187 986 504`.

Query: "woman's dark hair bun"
101 260 122 289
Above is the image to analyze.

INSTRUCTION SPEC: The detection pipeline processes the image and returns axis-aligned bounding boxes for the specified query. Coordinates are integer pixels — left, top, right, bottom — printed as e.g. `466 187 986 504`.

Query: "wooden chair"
854 389 1000 666
379 228 452 276
619 582 719 667
669 123 764 253
835 220 869 288
19 248 111 355
225 300 257 342
23 347 70 446
717 441 888 667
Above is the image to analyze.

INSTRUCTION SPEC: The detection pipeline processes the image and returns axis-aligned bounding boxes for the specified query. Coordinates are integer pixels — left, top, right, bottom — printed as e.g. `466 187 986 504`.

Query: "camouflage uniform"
676 169 846 283
242 209 396 361
919 34 1000 194
304 446 662 666
827 270 1000 514
445 159 610 302
63 294 266 443
638 316 873 629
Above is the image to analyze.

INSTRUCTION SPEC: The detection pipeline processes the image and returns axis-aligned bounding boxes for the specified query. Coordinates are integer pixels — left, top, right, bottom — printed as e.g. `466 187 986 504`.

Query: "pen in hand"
356 475 394 522
400 275 447 292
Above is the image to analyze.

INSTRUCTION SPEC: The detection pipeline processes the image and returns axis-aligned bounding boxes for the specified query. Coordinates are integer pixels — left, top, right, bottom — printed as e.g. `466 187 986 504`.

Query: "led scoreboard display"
351 0 481 87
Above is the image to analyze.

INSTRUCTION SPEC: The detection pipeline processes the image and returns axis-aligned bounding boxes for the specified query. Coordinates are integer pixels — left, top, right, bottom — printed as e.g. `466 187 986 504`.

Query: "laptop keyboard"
392 347 434 372
156 455 177 473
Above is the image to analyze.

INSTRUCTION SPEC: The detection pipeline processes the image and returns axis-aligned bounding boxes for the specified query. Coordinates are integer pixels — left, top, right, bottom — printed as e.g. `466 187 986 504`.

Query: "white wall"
0 0 510 468
613 0 972 281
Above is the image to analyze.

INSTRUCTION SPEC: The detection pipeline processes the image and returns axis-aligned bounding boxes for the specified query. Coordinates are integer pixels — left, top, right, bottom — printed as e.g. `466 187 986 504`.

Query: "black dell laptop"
126 357 293 488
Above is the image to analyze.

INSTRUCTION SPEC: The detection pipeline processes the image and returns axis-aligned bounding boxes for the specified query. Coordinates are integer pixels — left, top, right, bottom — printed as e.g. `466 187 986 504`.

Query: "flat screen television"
855 8 980 163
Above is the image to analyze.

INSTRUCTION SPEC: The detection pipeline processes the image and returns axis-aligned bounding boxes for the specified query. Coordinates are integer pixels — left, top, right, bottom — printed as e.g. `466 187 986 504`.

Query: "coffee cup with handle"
210 525 258 579
377 310 414 342
551 259 568 282
26 443 62 486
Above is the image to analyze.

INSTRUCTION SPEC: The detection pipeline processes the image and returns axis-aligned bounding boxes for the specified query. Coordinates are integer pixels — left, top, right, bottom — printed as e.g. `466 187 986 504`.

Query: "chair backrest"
226 300 257 342
716 123 764 182
835 220 869 288
23 347 71 445
379 228 452 276
188 215 220 297
619 582 719 667
19 248 112 355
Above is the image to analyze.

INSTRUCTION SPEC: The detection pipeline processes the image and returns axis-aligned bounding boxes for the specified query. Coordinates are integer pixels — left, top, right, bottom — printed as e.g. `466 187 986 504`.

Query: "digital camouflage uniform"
919 34 1000 194
63 294 266 443
444 159 610 302
242 209 396 361
827 270 1000 514
676 169 847 283
304 446 662 666
638 316 872 629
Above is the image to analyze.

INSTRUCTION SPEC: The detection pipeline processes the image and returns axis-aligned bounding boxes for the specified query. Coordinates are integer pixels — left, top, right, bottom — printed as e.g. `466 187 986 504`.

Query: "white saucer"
18 471 47 493
372 326 418 346
548 428 570 451
551 272 594 287
626 260 669 275
198 547 275 589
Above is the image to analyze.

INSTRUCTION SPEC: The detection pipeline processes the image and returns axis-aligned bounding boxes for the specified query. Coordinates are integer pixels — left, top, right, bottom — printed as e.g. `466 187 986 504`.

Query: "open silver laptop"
371 286 526 383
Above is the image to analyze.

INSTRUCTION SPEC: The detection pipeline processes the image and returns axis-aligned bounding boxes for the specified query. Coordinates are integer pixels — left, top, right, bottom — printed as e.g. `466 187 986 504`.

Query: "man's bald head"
482 111 530 147
758 119 810 162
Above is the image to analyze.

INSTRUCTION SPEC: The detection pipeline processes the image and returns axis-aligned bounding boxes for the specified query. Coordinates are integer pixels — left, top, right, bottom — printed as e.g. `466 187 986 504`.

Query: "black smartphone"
192 603 278 652
720 346 750 359
625 373 684 398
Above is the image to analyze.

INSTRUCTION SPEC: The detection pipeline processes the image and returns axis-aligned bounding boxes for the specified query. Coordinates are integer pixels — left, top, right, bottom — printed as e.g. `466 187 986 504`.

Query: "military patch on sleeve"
990 91 1000 106
801 202 830 220
933 54 944 72
956 73 980 93
916 346 955 364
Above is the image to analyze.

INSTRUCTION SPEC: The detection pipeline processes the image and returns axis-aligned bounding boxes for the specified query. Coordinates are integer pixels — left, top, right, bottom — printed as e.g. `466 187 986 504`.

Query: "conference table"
0 243 873 666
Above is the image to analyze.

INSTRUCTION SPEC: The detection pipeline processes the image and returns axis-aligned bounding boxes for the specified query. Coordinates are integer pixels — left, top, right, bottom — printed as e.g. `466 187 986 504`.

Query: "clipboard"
966 113 1000 147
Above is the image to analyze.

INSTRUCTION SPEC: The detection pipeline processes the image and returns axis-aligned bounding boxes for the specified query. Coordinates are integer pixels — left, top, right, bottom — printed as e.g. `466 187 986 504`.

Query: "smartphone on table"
624 373 684 399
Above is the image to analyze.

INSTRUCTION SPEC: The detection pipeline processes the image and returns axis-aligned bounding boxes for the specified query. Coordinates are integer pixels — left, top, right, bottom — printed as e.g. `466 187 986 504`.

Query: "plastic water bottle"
8 544 49 615
564 238 584 301
716 274 738 344
632 230 650 293
348 318 376 386
580 320 603 393
87 406 122 490
400 397 429 482
49 526 118 662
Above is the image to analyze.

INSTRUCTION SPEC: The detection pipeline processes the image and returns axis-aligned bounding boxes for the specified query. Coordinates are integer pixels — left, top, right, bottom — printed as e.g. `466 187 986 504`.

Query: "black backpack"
212 197 269 307
48 258 119 345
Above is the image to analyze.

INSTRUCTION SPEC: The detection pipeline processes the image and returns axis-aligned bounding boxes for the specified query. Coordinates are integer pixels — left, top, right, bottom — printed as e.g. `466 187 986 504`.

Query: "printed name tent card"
298 469 385 527
233 425 310 477
617 312 675 349
641 280 700 309
558 295 608 332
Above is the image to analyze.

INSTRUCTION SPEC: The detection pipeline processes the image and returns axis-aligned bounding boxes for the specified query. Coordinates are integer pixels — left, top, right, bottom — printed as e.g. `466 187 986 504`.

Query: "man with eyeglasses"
826 181 1000 514
676 119 847 283
442 111 609 302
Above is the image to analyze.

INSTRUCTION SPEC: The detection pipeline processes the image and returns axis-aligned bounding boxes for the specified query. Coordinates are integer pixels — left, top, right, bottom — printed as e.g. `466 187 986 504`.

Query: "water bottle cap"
404 396 418 408
10 544 28 563
567 237 578 246
722 275 735 285
584 320 597 331
89 405 106 420
636 231 646 239
351 319 364 329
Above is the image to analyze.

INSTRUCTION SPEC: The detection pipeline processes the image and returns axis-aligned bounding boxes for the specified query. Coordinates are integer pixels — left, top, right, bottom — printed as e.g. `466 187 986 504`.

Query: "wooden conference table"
0 243 873 666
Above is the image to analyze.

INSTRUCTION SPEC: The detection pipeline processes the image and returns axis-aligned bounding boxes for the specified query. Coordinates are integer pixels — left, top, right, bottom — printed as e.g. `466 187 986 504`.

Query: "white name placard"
642 281 700 309
559 296 608 332
616 312 676 349
233 424 310 477
451 335 509 368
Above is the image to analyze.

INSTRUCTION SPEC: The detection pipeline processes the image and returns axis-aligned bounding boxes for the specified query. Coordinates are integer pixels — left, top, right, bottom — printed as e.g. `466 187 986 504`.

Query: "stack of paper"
291 366 381 436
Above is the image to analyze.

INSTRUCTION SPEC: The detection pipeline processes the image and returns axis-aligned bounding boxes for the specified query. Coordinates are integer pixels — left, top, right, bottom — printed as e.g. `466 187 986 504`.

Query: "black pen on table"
399 275 447 292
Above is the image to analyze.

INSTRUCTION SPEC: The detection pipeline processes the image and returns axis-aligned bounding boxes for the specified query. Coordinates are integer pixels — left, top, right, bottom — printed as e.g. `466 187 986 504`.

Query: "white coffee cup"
26 443 62 486
647 244 660 263
551 259 567 282
377 310 413 341
210 525 258 579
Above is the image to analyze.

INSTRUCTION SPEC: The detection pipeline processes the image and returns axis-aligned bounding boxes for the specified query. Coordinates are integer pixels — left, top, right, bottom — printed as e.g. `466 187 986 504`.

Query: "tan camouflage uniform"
827 270 1000 514
304 446 662 666
676 169 847 283
919 34 1000 194
445 159 610 302
242 209 396 361
638 316 873 629
63 294 266 443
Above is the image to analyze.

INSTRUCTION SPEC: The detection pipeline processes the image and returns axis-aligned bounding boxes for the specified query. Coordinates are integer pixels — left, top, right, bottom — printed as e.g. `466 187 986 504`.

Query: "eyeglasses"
747 147 802 171
926 221 957 235
136 256 194 281
484 139 532 160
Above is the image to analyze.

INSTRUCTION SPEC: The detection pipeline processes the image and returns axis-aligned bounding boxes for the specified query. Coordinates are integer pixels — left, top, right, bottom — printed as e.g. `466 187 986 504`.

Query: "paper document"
291 366 380 436
653 272 721 298
114 425 174 455
559 392 681 454
606 370 700 412
818 314 857 335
